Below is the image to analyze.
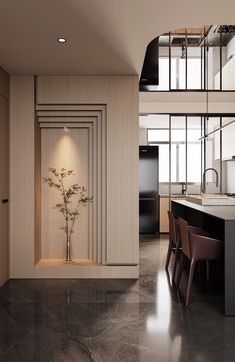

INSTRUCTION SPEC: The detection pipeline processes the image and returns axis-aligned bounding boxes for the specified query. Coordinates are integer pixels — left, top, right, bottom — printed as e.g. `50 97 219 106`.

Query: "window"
151 144 170 182
147 117 202 183
187 59 201 89
143 113 226 194
187 117 202 184
148 129 169 142
157 59 170 90
170 117 186 182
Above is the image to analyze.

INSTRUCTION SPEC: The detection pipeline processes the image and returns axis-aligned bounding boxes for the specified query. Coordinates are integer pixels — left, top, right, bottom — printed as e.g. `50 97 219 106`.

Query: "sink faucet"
201 168 219 194
180 182 186 195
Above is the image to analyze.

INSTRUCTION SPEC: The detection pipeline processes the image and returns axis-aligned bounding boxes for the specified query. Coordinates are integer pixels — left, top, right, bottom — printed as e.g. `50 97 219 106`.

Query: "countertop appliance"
226 193 235 197
139 146 159 234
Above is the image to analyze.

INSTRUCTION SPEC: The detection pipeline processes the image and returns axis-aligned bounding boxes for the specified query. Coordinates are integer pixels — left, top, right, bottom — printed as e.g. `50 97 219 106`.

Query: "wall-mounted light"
57 37 67 44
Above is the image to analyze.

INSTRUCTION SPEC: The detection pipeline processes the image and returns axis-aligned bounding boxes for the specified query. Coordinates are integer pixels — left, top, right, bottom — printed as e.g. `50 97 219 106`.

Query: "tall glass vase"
65 233 72 262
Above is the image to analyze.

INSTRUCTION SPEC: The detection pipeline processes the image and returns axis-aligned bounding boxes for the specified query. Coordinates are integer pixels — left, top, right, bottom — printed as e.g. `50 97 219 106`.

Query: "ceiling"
0 0 235 75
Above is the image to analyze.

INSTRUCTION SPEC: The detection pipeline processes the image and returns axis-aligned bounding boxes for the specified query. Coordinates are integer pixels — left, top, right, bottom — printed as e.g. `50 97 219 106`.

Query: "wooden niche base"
34 259 139 279
37 258 99 266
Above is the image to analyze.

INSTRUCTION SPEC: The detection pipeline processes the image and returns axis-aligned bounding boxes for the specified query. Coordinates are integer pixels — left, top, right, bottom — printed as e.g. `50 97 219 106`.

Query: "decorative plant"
43 167 92 262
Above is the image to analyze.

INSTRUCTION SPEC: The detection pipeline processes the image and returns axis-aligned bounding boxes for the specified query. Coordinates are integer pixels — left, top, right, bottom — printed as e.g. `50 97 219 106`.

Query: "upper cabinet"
222 122 235 160
214 118 235 161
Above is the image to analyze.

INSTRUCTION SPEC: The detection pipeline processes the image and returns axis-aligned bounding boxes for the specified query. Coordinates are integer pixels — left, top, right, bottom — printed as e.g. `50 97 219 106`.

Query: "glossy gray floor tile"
0 236 234 362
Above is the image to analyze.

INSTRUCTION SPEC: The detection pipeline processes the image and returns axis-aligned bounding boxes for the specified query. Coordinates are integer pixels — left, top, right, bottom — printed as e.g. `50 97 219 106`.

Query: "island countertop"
172 199 235 221
171 198 235 315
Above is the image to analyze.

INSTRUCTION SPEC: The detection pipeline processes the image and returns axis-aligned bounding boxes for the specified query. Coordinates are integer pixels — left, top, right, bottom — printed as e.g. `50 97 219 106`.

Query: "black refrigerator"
139 146 159 234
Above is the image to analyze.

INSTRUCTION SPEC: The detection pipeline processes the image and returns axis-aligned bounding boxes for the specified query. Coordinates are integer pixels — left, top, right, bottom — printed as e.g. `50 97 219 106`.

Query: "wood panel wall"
10 75 139 278
34 92 41 264
160 197 169 233
0 66 9 286
37 76 139 266
10 76 35 277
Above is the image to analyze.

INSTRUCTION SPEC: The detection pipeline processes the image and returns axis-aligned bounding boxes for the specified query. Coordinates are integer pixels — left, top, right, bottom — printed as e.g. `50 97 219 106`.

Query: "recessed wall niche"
41 127 90 260
36 106 107 265
10 76 139 278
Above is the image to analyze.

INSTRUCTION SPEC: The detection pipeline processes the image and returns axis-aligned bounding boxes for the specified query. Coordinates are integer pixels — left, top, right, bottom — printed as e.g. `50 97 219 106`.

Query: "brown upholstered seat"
166 211 208 285
176 217 223 306
165 210 178 270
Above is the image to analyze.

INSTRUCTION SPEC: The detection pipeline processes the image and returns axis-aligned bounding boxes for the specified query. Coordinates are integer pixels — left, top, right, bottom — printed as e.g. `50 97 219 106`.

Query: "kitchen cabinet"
160 196 187 233
214 119 235 161
160 197 169 233
222 122 235 160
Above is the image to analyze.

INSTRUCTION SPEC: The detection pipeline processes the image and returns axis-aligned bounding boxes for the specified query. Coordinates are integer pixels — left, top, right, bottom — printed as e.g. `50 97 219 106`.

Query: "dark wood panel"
0 66 9 100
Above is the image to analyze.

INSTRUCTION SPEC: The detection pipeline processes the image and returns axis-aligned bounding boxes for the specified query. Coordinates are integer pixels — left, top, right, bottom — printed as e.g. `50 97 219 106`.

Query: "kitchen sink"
186 194 235 206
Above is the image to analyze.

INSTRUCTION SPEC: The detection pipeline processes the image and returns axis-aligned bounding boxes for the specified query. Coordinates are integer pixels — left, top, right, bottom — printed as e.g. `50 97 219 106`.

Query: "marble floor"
0 236 234 362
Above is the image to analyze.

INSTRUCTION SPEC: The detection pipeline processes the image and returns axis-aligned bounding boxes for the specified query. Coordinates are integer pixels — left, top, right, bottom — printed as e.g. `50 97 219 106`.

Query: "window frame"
144 113 229 195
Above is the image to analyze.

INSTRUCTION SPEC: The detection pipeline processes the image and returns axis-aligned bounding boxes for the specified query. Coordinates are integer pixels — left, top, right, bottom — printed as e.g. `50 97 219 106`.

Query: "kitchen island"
172 199 235 316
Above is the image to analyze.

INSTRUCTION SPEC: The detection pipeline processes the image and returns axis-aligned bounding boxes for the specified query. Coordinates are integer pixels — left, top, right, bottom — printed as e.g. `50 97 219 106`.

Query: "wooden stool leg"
186 259 197 307
206 260 210 280
172 242 180 284
165 239 173 269
175 252 185 288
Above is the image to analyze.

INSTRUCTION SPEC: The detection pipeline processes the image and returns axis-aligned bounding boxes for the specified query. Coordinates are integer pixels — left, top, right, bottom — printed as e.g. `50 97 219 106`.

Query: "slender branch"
59 175 69 236
68 199 82 244
43 167 92 260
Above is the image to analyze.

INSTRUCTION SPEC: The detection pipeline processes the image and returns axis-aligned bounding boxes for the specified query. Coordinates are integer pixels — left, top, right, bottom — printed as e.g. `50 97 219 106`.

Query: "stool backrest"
179 217 191 259
168 210 177 246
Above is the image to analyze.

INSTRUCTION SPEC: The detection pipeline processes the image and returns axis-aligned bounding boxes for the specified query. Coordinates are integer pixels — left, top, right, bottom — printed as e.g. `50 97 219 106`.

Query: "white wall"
139 91 235 114
139 128 147 145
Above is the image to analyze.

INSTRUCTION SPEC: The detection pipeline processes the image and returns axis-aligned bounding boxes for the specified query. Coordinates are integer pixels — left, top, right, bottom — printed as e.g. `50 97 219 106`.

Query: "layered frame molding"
37 106 107 265
10 76 139 278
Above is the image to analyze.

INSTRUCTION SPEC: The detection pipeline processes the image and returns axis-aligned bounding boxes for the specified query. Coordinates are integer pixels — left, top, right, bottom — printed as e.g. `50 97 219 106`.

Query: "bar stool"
176 217 223 306
166 211 208 284
165 210 178 270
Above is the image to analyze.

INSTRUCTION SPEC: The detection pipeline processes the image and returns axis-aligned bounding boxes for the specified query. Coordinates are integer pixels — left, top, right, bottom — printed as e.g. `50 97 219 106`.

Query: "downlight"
57 37 67 44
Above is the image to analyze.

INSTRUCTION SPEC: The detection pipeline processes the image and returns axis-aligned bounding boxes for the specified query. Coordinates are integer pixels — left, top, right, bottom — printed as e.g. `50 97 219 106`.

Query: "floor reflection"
0 236 232 362
147 270 171 333
146 269 182 361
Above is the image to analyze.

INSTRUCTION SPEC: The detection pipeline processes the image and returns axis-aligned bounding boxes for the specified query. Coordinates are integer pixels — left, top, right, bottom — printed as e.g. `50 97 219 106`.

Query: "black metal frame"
144 112 235 198
140 28 235 92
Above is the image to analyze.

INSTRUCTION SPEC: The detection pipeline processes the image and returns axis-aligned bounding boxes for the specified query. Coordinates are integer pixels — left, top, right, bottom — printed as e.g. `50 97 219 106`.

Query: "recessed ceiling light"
57 37 67 44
